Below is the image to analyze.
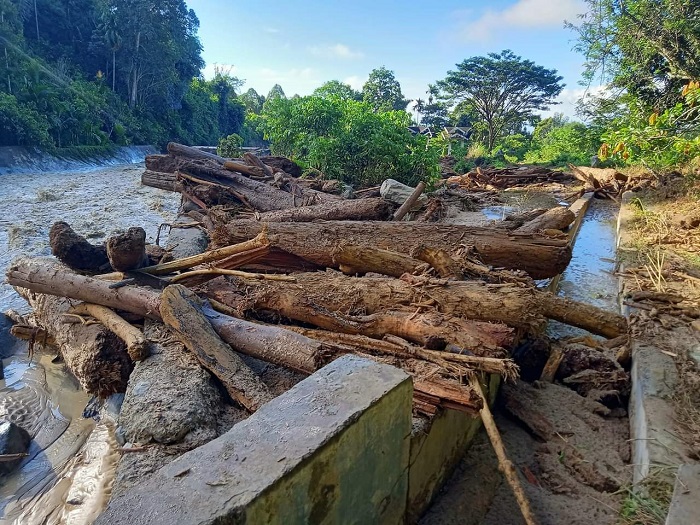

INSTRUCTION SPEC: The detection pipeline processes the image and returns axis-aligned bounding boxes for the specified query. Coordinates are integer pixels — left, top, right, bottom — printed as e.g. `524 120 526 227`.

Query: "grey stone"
0 420 31 475
380 178 428 208
666 464 700 525
166 221 209 259
97 355 412 525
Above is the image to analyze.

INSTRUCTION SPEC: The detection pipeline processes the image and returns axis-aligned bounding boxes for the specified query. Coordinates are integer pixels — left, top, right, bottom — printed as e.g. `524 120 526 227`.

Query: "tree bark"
160 285 273 411
216 220 573 279
167 142 226 164
515 207 576 234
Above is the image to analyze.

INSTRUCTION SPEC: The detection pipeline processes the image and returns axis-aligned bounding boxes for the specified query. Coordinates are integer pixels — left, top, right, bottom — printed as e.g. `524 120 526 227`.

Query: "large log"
215 220 573 279
260 156 301 177
160 285 273 411
250 197 394 223
179 160 335 211
145 155 180 174
106 227 148 272
167 142 226 164
14 285 131 396
200 272 626 338
141 170 180 192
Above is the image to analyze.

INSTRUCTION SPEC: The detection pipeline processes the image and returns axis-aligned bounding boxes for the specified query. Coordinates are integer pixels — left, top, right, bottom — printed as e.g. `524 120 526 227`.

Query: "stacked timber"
445 165 572 190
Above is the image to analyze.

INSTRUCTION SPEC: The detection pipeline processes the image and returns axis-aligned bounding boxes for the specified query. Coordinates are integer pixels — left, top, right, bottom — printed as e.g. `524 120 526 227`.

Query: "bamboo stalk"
469 376 539 525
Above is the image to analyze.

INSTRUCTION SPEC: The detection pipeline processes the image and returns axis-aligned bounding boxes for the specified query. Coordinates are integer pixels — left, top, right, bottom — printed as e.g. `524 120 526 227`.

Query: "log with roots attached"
7 258 484 413
160 285 273 412
213 220 573 279
198 271 627 339
14 284 132 397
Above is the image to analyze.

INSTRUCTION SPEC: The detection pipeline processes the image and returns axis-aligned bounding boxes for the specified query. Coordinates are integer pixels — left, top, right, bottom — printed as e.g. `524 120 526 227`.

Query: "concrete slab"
96 355 413 525
666 464 700 525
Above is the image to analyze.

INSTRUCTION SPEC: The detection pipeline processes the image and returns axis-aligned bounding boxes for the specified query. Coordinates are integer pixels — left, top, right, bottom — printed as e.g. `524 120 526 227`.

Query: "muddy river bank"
0 163 178 523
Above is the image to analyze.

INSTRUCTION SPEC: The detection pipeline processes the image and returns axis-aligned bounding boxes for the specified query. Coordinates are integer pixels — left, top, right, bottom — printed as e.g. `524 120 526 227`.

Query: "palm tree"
99 14 122 91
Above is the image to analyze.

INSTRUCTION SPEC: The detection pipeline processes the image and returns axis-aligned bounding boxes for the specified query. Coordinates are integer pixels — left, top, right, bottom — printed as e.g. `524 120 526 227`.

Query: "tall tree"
313 80 361 101
239 87 264 114
266 83 286 100
362 66 408 112
437 50 563 151
569 0 700 109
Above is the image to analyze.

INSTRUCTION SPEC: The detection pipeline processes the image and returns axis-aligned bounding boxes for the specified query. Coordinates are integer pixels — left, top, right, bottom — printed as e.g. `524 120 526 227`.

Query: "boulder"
0 420 31 475
380 179 428 209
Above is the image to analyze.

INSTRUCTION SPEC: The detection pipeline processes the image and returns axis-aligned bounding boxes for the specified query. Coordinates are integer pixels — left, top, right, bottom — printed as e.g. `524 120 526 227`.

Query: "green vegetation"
0 0 245 150
257 95 438 187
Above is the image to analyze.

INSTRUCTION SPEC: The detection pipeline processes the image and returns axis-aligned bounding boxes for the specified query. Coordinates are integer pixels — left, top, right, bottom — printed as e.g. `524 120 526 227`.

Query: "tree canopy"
362 66 408 112
437 50 564 150
313 80 362 101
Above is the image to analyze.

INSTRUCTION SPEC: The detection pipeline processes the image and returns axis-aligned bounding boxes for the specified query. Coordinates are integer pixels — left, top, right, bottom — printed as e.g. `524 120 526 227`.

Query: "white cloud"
308 43 364 60
343 75 366 90
538 85 609 120
201 63 239 80
460 0 586 41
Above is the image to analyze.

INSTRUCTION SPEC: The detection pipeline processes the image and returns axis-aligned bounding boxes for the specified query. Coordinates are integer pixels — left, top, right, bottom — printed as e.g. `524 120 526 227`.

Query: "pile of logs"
445 165 571 191
4 143 627 420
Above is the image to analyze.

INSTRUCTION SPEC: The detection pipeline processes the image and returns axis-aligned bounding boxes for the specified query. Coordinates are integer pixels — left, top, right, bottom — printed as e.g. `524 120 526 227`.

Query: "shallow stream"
0 163 178 523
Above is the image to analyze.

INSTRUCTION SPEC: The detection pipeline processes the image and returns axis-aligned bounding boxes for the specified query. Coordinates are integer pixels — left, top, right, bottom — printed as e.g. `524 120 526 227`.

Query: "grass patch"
618 471 674 525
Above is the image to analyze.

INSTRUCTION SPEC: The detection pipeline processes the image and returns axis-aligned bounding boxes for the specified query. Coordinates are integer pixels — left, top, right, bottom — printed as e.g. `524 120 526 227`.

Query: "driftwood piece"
223 160 266 179
471 377 539 525
160 285 273 411
248 198 394 223
49 221 110 273
393 181 426 221
243 152 273 178
69 303 149 361
106 227 148 272
260 156 301 177
539 346 565 382
215 220 573 280
516 207 576 234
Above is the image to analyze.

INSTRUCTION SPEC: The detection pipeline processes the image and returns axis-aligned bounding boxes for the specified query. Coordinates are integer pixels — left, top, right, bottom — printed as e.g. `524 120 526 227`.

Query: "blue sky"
187 0 593 118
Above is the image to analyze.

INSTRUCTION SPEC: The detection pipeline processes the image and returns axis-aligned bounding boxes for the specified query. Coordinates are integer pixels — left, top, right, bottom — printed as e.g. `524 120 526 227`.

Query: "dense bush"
0 93 52 147
217 133 244 157
258 96 439 187
525 119 599 166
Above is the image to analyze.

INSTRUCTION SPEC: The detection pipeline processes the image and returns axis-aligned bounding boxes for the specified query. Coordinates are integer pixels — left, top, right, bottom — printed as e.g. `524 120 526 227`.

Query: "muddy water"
0 164 178 523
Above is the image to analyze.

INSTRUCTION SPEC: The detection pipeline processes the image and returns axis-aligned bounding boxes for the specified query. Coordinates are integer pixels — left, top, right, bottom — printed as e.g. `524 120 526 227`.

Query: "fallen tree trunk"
214 220 573 279
141 170 180 192
145 154 180 174
160 285 273 411
14 284 131 396
200 278 512 355
248 197 394 223
167 142 226 164
200 272 626 338
515 206 576 234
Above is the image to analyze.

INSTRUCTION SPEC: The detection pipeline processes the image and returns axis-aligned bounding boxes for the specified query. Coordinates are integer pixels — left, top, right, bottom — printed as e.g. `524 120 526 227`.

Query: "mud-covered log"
200 278 512 355
49 221 110 273
215 220 573 279
243 152 273 177
14 286 131 396
145 155 180 174
201 272 626 338
107 227 148 272
515 206 576 234
141 170 180 192
250 197 394 223
223 160 266 179
160 285 273 411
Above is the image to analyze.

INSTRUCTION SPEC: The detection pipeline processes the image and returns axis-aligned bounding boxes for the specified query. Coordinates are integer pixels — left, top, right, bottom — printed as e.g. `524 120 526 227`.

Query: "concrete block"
97 355 413 525
665 464 700 525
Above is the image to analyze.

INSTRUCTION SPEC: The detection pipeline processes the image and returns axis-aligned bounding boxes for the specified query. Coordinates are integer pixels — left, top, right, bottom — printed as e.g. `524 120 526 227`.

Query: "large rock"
0 420 31 475
380 179 428 208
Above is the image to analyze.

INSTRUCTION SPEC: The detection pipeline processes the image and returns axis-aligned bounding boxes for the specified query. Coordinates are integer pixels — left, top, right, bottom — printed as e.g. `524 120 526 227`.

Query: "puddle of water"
547 199 620 338
0 163 179 523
